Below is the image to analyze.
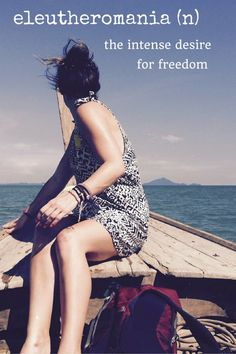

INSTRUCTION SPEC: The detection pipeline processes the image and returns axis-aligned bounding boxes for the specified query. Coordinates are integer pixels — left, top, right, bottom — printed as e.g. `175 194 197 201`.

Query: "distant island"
144 177 201 186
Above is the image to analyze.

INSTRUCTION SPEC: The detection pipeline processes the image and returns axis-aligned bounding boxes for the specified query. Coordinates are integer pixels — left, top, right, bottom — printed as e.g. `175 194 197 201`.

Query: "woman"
3 39 150 354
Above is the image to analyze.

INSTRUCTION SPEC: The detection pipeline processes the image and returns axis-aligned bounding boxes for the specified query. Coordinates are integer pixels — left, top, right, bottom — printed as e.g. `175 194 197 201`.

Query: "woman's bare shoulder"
77 100 113 123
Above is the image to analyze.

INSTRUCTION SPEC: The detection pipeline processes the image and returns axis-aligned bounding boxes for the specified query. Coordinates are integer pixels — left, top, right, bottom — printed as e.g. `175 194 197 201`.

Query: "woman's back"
69 93 150 257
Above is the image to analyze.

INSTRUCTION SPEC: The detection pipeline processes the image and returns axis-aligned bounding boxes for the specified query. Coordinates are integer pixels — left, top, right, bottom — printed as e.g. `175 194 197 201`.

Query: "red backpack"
83 282 221 354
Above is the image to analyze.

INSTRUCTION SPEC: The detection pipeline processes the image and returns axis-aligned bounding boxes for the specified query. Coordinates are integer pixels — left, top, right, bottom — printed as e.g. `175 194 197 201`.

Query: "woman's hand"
36 190 79 228
3 213 30 234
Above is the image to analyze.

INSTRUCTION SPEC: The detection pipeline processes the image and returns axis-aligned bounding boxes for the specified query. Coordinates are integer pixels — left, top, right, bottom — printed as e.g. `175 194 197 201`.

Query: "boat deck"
1 211 236 292
140 211 236 279
1 212 236 354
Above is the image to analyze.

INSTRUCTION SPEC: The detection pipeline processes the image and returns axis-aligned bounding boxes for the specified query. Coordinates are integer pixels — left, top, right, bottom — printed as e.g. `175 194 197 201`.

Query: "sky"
0 0 235 185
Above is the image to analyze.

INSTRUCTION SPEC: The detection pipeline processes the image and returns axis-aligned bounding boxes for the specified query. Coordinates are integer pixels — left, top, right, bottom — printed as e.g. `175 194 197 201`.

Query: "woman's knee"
33 216 76 247
56 226 87 260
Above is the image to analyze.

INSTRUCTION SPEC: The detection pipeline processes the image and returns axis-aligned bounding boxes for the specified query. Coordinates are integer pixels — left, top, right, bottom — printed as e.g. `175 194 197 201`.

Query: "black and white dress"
68 92 150 257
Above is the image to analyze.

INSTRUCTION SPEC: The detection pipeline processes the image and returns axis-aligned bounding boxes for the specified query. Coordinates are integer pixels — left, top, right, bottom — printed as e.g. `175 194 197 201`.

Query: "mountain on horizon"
144 177 201 186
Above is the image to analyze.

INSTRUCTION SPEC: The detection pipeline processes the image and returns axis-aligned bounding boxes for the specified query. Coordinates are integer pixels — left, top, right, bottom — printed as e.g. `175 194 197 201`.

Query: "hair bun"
42 38 100 98
63 40 91 69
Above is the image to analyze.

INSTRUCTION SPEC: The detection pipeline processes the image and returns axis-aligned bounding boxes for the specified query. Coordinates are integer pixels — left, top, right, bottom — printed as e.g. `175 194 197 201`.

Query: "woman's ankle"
25 332 50 344
57 341 81 354
21 334 50 353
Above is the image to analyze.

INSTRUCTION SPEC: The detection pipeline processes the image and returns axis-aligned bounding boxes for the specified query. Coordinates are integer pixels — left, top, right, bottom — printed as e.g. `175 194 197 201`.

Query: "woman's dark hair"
41 39 100 99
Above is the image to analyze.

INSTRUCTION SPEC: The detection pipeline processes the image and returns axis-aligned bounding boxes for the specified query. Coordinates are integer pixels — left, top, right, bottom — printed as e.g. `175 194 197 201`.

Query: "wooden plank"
1 257 153 291
0 233 32 290
150 211 236 251
1 275 24 291
153 227 236 279
0 230 9 242
89 254 155 279
56 91 74 149
85 298 104 324
150 218 236 268
0 236 32 272
179 299 227 318
56 91 76 186
140 230 206 278
140 224 236 279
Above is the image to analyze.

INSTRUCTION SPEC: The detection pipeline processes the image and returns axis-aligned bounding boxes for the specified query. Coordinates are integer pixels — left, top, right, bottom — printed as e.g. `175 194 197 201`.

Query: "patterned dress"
68 92 150 257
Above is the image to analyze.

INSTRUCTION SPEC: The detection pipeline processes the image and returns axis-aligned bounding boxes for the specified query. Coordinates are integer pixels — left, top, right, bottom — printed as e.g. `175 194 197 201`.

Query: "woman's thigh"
56 219 119 262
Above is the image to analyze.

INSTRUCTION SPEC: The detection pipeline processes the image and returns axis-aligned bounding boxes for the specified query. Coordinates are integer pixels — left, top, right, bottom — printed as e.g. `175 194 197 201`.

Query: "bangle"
73 184 91 202
68 190 81 203
72 187 84 201
78 184 91 200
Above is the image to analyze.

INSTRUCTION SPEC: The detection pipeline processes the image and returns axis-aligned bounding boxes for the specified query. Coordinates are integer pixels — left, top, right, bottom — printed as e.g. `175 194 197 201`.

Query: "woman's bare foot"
20 336 50 354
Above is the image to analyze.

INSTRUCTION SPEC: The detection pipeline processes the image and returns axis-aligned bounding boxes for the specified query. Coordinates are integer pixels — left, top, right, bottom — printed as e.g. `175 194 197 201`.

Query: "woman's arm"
14 102 126 230
3 144 74 233
77 101 126 195
34 101 126 228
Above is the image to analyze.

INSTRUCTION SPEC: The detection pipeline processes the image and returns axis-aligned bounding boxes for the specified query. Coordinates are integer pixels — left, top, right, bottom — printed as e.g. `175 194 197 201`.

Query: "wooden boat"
1 94 236 353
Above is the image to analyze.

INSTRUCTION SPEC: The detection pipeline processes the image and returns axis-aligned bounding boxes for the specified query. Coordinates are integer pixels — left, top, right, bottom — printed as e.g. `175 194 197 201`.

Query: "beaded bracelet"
77 184 91 200
72 187 84 202
68 190 81 203
72 184 91 203
70 185 91 222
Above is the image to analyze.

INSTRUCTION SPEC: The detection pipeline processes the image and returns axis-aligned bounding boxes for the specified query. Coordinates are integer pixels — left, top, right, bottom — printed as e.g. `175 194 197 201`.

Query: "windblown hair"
41 39 101 99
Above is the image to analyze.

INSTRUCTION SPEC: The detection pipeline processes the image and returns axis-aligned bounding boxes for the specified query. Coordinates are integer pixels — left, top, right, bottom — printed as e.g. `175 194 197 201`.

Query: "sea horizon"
0 184 235 243
0 182 236 186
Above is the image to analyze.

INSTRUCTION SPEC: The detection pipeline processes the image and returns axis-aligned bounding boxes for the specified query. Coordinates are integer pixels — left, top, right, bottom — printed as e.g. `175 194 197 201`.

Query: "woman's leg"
55 219 118 354
20 216 77 354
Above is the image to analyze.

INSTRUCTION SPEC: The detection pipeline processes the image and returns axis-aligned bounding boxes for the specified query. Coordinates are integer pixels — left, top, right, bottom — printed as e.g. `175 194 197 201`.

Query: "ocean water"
144 185 236 242
0 184 43 226
0 184 235 242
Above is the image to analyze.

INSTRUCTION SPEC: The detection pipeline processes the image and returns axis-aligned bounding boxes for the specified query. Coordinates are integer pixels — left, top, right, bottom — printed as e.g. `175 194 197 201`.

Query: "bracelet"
72 187 84 202
73 184 91 202
68 190 81 203
77 184 91 200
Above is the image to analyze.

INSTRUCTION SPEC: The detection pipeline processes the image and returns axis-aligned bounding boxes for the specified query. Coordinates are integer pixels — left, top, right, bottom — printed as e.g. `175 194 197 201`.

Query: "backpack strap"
84 283 222 354
142 287 221 354
84 282 120 352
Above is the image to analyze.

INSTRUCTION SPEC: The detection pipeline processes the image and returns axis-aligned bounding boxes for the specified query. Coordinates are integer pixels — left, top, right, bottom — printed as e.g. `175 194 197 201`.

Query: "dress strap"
74 91 97 108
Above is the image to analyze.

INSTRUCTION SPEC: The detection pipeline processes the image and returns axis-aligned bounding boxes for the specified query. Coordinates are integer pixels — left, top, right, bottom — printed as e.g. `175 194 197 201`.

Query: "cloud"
161 134 183 143
178 163 220 172
0 117 19 136
140 158 220 171
139 158 170 166
0 143 63 183
12 143 32 151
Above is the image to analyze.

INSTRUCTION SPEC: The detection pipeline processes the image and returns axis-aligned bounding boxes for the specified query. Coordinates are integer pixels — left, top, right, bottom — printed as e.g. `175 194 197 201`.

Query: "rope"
177 317 236 353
